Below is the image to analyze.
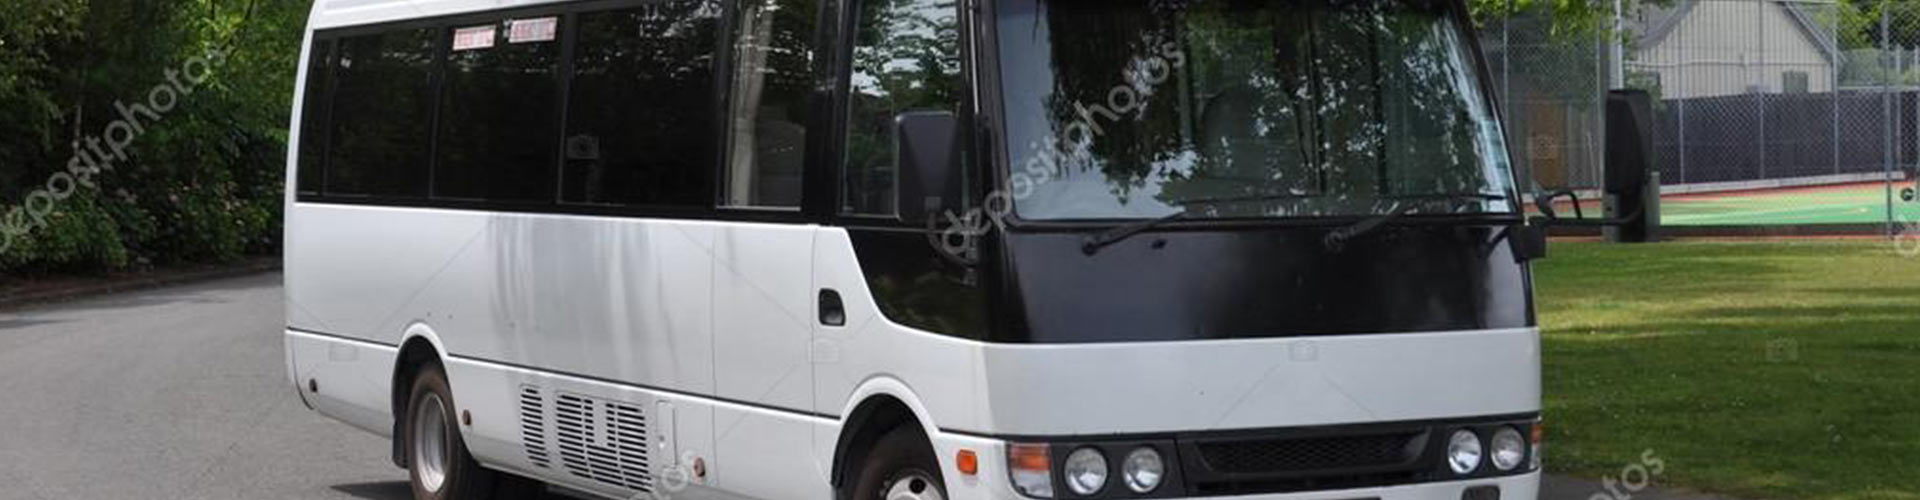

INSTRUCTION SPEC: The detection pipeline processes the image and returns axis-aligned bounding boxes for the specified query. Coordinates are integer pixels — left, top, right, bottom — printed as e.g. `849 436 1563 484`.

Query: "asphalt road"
0 272 1709 500
0 273 420 500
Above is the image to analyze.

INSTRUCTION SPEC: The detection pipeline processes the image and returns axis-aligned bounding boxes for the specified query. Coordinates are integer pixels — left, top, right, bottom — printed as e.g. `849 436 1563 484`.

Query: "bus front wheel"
404 364 499 500
850 425 948 500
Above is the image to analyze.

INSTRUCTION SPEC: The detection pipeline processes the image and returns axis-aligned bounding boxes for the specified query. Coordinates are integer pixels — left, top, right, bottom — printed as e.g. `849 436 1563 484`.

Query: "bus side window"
841 0 963 217
563 3 723 207
723 0 817 210
327 29 437 198
297 40 332 196
435 18 564 202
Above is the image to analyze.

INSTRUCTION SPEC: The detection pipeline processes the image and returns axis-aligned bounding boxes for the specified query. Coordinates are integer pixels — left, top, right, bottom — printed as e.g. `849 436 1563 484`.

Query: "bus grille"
1194 431 1424 474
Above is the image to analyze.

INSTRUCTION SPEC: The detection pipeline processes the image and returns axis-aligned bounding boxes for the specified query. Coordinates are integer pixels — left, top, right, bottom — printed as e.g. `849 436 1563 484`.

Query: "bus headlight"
1008 443 1055 498
1063 447 1109 495
1446 429 1483 475
1490 427 1527 471
1121 447 1165 493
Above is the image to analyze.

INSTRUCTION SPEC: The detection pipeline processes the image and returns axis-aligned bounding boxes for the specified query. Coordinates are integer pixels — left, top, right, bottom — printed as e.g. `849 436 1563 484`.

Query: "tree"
1834 0 1920 49
0 0 85 198
1468 0 1620 38
0 0 309 274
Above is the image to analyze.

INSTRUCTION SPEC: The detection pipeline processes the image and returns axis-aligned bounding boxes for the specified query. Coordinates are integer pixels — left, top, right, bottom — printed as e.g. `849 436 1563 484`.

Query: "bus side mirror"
1510 221 1549 263
895 111 961 224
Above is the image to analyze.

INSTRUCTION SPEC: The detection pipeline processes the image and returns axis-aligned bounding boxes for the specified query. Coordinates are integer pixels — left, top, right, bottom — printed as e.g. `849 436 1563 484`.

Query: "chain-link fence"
1483 0 1920 231
1481 9 1611 199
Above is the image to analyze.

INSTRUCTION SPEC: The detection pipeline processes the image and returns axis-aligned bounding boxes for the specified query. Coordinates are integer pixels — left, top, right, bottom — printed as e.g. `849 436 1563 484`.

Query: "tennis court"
1532 181 1920 227
1660 181 1920 226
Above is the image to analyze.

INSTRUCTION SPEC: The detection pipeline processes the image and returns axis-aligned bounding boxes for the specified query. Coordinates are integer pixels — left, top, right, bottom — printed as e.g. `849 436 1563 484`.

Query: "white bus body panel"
287 204 1541 499
971 328 1541 435
808 229 1542 436
287 330 398 437
285 3 1543 499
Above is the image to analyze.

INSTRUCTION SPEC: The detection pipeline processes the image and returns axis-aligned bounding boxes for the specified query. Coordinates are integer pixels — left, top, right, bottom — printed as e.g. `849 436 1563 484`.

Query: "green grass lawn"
1536 241 1920 500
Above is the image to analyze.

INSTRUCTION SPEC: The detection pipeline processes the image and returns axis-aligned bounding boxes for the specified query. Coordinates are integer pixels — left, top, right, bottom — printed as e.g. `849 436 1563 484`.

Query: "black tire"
405 364 500 500
849 425 948 500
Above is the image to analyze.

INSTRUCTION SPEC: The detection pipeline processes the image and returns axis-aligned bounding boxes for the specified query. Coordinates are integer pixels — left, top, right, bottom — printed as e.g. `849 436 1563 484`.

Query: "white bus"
284 0 1545 499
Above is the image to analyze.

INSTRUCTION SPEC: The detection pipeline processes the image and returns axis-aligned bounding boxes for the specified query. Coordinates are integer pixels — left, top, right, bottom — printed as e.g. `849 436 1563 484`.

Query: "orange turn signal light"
1008 442 1052 472
957 449 979 476
1531 422 1546 444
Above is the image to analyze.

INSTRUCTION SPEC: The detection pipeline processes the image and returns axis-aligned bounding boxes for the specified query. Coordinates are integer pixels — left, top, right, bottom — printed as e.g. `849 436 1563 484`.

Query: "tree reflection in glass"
843 0 963 216
997 0 1516 221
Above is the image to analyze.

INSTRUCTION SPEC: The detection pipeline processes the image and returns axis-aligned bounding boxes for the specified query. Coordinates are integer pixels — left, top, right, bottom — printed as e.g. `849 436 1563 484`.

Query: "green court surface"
1661 182 1920 226
1536 182 1920 226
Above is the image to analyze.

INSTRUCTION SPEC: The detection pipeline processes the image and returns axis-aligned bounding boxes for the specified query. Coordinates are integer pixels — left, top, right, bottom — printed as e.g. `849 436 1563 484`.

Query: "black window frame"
294 0 849 226
821 0 982 230
296 39 336 197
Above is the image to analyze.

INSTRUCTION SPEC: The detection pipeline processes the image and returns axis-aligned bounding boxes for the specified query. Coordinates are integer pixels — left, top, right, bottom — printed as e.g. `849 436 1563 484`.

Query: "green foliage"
0 190 131 274
1833 0 1920 49
1467 0 1684 41
0 0 304 275
1824 1 1920 87
1469 0 1616 37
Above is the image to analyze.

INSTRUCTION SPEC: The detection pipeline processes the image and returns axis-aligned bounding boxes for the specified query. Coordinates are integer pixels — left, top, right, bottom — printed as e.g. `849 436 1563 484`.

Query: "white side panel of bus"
289 207 718 389
286 330 398 437
444 355 727 500
285 205 491 346
503 217 718 395
711 406 836 500
711 222 816 410
709 222 825 498
287 207 725 476
809 229 988 428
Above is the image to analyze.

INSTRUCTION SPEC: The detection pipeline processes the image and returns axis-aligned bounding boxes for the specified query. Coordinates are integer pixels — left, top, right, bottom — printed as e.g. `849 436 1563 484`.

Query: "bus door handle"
819 289 846 327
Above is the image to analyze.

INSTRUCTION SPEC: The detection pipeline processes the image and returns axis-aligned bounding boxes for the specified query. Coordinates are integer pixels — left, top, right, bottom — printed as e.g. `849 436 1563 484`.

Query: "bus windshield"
996 0 1518 221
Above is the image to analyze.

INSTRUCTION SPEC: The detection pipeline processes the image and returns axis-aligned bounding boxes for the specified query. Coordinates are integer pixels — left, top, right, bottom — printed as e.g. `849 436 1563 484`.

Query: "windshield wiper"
1322 193 1511 252
1080 192 1314 256
1081 192 1508 256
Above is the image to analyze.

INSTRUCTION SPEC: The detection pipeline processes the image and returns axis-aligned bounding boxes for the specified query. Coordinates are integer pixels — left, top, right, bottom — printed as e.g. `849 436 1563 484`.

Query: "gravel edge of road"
0 258 282 311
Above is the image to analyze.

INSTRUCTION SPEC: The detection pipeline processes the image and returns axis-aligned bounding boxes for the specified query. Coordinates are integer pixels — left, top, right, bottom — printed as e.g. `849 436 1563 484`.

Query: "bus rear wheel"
405 364 499 500
850 426 947 500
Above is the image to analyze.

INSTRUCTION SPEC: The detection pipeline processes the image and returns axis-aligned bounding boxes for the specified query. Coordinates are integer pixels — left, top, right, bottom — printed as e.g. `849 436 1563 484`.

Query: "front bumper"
1161 473 1540 500
934 430 1541 500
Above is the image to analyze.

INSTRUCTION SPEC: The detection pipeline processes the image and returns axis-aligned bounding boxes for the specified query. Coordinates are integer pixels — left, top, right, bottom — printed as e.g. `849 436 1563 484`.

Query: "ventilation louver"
518 386 552 469
517 387 652 493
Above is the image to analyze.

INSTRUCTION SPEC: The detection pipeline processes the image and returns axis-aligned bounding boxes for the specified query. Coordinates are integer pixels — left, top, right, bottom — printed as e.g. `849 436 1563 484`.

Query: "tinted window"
328 29 436 197
843 0 964 215
436 18 564 202
563 3 723 207
723 0 817 209
995 0 1516 220
297 40 332 196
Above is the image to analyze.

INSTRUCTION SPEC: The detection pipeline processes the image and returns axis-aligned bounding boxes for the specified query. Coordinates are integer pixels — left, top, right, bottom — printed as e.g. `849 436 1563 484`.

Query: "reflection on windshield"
996 0 1517 220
